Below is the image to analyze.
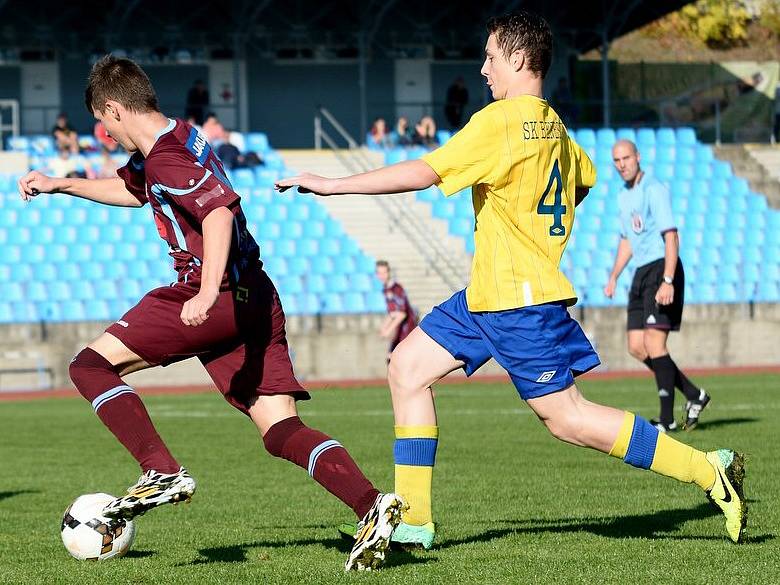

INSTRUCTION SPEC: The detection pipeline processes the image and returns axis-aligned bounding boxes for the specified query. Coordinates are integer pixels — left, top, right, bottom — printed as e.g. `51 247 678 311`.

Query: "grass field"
0 373 777 584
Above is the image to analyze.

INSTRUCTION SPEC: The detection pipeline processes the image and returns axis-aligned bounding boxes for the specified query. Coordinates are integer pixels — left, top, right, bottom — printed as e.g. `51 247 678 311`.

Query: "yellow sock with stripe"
394 425 438 526
609 412 715 490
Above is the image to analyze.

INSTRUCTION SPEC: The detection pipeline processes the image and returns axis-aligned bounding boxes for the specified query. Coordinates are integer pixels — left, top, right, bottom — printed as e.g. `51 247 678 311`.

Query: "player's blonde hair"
487 10 553 79
85 55 160 115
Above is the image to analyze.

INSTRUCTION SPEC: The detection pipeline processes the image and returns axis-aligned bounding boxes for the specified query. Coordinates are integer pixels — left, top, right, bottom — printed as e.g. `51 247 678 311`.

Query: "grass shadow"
124 550 156 559
692 417 760 431
439 503 767 547
0 489 39 503
182 537 352 566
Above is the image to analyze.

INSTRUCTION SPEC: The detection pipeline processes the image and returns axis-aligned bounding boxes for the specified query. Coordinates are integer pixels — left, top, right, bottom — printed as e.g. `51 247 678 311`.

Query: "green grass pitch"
0 373 777 584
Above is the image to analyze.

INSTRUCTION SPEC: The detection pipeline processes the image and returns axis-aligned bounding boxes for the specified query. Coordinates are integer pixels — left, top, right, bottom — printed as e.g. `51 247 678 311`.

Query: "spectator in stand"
48 146 86 179
444 76 469 129
202 112 262 170
95 146 120 179
52 113 79 154
375 260 417 363
367 118 393 149
393 116 413 146
774 85 780 142
412 116 439 149
94 121 119 152
185 79 209 126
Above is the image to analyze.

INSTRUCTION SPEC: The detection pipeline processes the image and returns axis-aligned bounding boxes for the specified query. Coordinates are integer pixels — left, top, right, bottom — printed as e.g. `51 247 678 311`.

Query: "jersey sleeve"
115 153 148 205
421 108 500 196
145 152 239 223
648 181 676 234
570 139 596 188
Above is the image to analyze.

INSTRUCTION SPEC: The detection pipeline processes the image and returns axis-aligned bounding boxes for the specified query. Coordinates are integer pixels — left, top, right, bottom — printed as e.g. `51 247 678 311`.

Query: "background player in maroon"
375 260 417 360
17 55 402 571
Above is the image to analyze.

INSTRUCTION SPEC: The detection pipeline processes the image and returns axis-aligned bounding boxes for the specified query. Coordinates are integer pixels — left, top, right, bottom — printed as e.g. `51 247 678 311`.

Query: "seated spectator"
202 112 227 148
95 146 120 179
94 121 118 152
367 118 392 149
202 112 263 170
412 116 439 149
52 113 79 154
48 147 86 178
393 116 413 146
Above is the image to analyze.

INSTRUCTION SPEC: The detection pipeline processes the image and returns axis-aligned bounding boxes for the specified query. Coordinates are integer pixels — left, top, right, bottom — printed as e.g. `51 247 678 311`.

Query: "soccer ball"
61 493 136 560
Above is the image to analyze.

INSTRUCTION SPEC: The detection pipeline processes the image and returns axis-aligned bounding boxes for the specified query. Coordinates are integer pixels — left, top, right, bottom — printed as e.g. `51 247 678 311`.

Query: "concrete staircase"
713 144 780 207
278 149 471 314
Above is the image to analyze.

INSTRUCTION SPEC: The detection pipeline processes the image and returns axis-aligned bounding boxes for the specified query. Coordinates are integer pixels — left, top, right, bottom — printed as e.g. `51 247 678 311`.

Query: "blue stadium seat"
263 151 285 169
60 300 86 321
676 127 697 145
257 222 281 240
280 220 303 239
615 128 636 143
757 282 780 301
246 132 269 152
694 144 714 163
279 276 304 295
717 283 740 303
32 263 58 282
366 291 386 312
298 238 319 256
655 146 675 164
321 293 344 314
312 257 335 275
325 220 343 237
654 164 674 182
294 292 319 314
350 273 373 293
343 292 367 312
656 128 676 145
304 274 326 294
331 255 355 274
743 264 761 283
116 243 138 262
747 196 768 213
267 205 288 222
385 148 407 165
279 294 298 315
287 257 310 275
574 129 596 147
596 128 616 146
304 220 326 238
356 255 376 274
0 302 14 323
94 281 119 300
84 300 110 321
450 217 473 238
274 239 296 257
288 204 310 222
711 160 731 179
673 164 694 181
128 261 150 279
264 256 287 276
1 282 24 302
636 128 656 145
436 130 452 145
432 199 455 219
730 177 749 197
596 163 615 182
255 168 280 185
26 281 48 302
693 163 712 180
326 274 349 293
232 168 255 188
7 136 30 151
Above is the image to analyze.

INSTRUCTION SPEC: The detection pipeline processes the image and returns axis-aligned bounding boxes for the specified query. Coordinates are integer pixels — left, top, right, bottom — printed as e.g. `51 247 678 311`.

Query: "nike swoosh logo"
718 470 732 503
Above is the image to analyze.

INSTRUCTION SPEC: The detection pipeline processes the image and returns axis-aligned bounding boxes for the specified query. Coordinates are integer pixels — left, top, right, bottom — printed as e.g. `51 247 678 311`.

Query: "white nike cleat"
102 467 196 521
345 493 405 571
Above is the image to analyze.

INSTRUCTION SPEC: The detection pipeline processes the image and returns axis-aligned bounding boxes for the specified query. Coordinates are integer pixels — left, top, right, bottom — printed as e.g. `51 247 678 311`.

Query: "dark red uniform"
383 281 417 352
108 118 308 412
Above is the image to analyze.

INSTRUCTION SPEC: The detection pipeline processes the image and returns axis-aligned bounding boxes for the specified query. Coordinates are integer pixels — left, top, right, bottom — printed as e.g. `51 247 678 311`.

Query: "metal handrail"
314 106 464 291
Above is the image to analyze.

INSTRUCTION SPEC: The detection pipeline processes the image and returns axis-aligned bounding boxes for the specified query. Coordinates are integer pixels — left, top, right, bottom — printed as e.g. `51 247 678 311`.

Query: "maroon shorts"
105 268 309 414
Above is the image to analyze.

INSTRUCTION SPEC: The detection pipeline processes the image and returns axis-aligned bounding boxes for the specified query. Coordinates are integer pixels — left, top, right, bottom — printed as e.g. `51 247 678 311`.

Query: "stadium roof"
0 0 691 58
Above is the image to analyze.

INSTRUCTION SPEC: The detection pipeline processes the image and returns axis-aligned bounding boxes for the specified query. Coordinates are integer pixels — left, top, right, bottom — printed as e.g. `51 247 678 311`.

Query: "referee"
604 139 710 431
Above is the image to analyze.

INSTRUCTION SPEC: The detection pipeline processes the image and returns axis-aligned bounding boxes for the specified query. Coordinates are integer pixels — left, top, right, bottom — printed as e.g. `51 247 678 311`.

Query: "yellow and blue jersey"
422 96 596 312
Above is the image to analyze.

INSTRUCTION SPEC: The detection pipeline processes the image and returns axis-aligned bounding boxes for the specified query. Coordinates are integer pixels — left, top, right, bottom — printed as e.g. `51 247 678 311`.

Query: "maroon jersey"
383 281 417 346
116 118 259 288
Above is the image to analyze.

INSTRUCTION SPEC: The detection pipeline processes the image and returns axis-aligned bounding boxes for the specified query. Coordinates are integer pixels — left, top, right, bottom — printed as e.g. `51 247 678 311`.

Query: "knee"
387 348 423 397
69 347 115 393
261 415 303 459
627 341 647 361
541 411 585 444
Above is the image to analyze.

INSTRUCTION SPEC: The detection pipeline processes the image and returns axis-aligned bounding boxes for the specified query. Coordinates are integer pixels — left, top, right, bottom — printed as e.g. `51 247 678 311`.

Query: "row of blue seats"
5 132 274 156
0 288 389 324
571 127 697 147
582 281 780 306
568 262 780 288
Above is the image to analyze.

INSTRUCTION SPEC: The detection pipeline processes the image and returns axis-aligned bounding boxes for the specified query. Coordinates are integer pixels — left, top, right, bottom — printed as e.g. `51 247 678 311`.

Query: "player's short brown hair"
375 260 390 269
487 10 553 79
85 55 160 115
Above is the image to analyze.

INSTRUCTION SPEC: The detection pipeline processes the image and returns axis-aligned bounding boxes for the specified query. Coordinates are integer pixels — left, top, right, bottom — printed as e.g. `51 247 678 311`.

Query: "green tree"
681 0 751 48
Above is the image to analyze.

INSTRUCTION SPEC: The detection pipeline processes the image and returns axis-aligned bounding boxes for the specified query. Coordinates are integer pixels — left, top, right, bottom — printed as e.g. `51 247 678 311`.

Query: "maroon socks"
263 416 380 518
69 347 180 474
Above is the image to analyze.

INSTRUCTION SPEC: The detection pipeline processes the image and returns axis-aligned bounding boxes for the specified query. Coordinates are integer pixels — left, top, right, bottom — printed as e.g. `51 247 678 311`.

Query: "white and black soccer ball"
61 493 136 561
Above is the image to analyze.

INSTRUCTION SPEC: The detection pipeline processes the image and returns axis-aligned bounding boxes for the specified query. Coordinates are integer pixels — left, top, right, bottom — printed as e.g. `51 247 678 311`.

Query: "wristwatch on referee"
662 275 674 285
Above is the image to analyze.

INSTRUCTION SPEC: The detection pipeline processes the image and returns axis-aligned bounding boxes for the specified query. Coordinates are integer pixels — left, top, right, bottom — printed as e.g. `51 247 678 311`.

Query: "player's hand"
604 276 617 298
18 171 58 201
180 288 220 327
655 282 674 305
275 173 335 196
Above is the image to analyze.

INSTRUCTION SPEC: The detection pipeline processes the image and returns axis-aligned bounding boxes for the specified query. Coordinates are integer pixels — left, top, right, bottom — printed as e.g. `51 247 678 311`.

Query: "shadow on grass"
182 538 352 565
440 503 774 546
0 489 39 503
124 550 156 559
693 417 760 431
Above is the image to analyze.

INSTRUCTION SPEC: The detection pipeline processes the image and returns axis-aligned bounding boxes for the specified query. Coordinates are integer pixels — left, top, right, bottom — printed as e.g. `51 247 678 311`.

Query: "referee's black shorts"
627 258 685 331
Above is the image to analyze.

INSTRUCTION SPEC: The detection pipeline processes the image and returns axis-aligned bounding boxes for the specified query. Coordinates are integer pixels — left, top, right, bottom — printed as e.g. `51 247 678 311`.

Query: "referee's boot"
684 390 711 431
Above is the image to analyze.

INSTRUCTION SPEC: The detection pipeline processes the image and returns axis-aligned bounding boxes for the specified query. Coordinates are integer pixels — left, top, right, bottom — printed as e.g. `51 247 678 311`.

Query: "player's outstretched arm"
604 237 633 298
275 160 440 196
18 171 142 207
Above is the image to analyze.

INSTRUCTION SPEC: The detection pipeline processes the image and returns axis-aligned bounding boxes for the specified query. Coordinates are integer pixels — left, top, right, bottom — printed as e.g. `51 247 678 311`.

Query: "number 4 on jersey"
536 159 566 236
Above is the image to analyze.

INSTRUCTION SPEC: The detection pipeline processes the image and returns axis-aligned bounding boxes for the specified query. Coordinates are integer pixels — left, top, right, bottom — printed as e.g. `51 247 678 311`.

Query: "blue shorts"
419 290 600 400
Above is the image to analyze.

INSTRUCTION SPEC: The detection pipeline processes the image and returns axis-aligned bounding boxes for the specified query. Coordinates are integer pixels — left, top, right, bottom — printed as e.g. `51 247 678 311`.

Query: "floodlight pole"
601 27 610 128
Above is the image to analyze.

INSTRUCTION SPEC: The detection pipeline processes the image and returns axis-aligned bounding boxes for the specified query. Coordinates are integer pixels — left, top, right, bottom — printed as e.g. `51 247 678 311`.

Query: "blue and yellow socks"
609 412 715 490
394 425 438 525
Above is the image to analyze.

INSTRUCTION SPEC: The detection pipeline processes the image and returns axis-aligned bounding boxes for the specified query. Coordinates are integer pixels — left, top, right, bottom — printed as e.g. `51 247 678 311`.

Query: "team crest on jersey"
185 127 211 164
631 211 644 234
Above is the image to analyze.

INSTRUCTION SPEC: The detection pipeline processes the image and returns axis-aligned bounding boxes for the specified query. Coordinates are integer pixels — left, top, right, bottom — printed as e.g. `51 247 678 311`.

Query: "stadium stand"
0 132 385 322
392 127 780 307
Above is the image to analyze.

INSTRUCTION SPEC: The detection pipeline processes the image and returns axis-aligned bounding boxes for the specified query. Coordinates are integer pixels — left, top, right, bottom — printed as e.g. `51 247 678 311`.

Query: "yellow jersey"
422 95 596 312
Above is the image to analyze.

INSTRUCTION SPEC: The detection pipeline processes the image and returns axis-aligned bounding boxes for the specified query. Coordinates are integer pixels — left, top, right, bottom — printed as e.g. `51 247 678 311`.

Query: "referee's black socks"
644 355 700 403
651 354 677 423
